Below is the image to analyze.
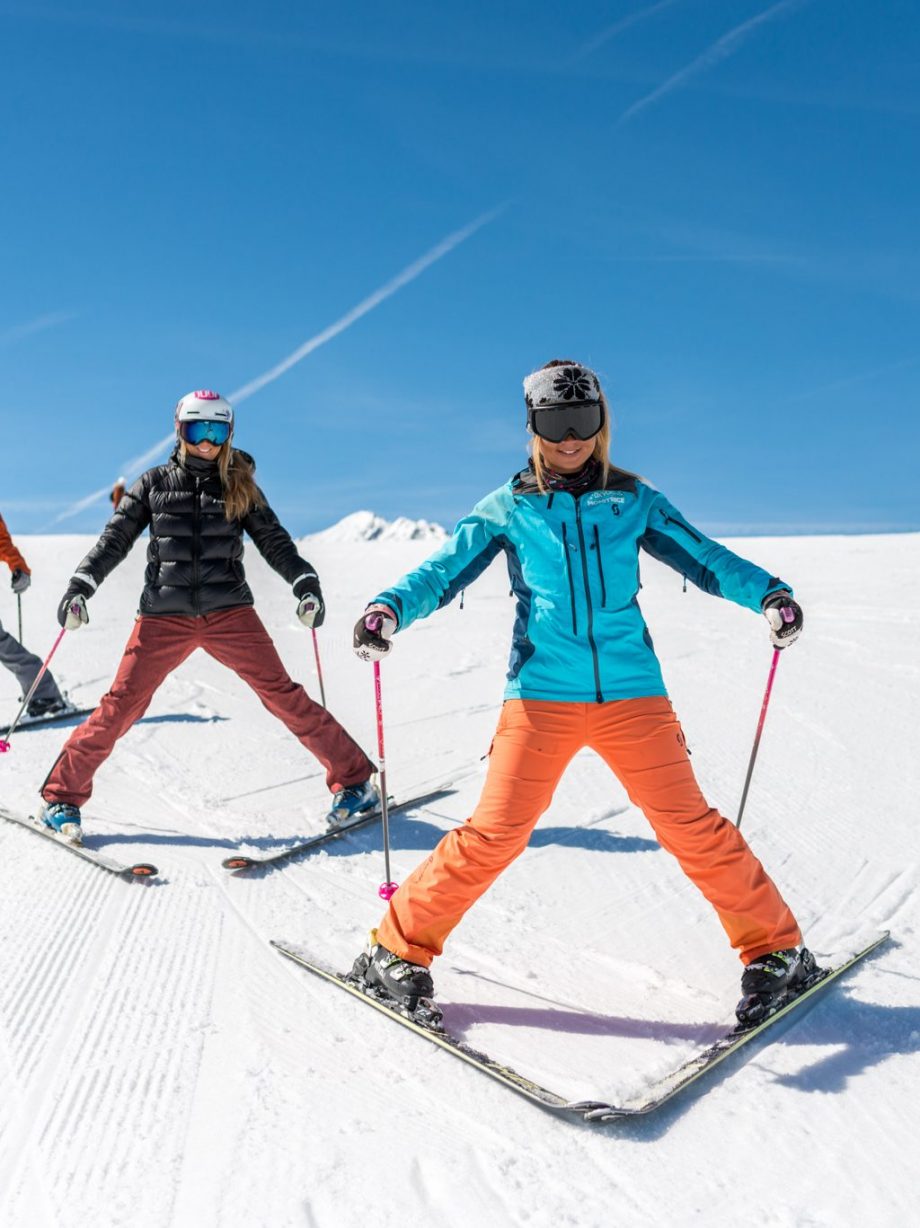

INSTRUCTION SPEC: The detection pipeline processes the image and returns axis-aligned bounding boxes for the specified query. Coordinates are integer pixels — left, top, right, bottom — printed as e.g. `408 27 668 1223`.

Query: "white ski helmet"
175 389 234 425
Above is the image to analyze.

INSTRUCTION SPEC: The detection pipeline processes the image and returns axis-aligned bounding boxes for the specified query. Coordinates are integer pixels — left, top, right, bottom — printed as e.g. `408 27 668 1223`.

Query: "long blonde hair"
529 359 611 494
179 441 264 520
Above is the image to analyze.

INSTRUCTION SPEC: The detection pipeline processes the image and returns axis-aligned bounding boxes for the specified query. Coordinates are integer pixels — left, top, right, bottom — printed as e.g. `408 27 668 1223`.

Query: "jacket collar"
511 461 638 497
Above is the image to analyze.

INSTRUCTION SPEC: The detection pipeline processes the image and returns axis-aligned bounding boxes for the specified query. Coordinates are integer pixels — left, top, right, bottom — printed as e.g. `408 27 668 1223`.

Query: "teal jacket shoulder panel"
374 484 518 631
638 486 791 613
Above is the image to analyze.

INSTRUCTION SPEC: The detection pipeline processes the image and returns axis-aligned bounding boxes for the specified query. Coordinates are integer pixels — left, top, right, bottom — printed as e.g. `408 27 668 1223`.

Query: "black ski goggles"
178 419 232 447
528 400 605 443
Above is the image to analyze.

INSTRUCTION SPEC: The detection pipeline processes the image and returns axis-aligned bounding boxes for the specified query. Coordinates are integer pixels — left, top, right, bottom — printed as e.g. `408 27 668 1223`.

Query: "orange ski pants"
377 698 801 966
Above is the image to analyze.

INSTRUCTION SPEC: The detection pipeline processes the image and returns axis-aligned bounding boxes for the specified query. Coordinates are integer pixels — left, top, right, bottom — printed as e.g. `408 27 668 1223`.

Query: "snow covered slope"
0 521 917 1227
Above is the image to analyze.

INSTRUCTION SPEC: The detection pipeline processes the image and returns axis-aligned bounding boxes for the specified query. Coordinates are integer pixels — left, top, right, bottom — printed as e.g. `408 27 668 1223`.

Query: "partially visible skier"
0 511 68 718
109 476 127 507
350 359 811 1027
39 390 378 841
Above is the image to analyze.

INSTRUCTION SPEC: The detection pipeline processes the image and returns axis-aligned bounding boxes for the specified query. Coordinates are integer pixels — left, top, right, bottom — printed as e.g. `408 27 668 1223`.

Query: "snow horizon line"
8 510 919 541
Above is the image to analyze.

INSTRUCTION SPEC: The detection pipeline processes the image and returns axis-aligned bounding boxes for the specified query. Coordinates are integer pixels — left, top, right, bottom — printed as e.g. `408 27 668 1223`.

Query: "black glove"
294 573 325 629
57 577 94 629
10 568 30 594
762 591 803 648
353 605 398 661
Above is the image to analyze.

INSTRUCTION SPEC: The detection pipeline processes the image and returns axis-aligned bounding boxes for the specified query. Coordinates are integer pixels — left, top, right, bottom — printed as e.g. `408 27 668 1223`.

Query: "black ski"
0 807 158 879
221 784 456 871
271 932 889 1121
0 705 95 737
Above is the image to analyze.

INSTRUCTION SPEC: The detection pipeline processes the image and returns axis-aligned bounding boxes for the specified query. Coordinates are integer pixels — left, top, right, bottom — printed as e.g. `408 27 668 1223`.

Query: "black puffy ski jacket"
69 448 317 617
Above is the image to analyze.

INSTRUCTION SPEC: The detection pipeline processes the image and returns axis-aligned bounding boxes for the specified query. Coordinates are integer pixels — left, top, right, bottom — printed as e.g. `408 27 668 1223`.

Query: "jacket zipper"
662 512 701 543
576 501 603 703
561 523 577 634
593 524 607 607
193 475 201 615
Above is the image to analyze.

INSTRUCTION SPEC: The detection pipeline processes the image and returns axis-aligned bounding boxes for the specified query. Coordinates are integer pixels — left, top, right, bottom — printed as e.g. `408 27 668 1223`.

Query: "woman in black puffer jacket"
40 390 378 841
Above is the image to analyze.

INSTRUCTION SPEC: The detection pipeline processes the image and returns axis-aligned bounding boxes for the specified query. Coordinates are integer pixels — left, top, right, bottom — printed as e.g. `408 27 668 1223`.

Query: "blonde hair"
179 441 264 520
529 359 612 494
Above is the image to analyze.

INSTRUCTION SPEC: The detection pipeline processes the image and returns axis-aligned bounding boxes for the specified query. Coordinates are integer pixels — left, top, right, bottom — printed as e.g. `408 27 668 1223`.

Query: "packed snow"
0 518 917 1228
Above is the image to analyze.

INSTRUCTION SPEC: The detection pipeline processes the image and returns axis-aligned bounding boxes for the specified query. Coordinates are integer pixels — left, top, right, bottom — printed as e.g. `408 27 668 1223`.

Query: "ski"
271 932 889 1121
578 930 891 1120
0 705 95 737
0 807 158 879
221 784 456 871
271 940 577 1114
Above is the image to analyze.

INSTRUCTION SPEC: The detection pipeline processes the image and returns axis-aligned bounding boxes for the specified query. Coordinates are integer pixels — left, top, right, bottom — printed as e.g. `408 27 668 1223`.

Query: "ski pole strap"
0 624 68 752
736 648 781 829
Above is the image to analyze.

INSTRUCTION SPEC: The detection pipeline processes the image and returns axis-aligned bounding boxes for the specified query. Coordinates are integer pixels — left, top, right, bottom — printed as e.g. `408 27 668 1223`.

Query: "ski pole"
17 592 23 644
0 624 68 753
311 628 326 708
736 647 784 829
372 657 397 900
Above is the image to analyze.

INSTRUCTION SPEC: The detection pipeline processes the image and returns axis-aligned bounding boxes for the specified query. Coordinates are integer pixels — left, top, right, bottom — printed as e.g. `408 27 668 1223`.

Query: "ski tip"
129 863 158 878
223 856 256 870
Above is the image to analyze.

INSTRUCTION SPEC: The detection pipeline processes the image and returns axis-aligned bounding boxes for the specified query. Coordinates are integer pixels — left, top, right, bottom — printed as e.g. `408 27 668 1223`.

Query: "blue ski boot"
325 777 379 830
41 802 82 843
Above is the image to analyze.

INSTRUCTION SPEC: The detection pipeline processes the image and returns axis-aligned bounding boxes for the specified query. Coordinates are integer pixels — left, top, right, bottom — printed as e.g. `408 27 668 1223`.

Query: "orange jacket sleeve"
0 513 30 574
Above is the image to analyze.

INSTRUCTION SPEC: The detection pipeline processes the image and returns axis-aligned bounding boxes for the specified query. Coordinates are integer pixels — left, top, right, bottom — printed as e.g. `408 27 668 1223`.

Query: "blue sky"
2 0 918 536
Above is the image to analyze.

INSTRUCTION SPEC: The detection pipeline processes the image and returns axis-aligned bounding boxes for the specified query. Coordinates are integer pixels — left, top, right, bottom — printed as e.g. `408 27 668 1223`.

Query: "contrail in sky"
0 311 75 347
53 206 504 524
617 0 809 125
577 0 683 61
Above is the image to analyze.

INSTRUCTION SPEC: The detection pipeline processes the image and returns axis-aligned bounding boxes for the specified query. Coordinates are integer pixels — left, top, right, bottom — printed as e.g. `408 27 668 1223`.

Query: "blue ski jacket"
373 466 791 703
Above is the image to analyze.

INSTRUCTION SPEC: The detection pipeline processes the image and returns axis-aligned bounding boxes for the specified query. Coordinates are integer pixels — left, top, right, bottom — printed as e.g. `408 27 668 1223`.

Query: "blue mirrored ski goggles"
179 420 232 446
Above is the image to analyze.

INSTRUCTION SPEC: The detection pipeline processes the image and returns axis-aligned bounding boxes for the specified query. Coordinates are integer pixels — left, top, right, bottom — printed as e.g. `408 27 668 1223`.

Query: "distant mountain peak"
312 511 447 543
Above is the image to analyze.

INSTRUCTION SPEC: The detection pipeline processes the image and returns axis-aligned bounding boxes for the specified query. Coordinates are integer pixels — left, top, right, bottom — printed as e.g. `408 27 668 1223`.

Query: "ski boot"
326 777 379 830
735 946 819 1028
27 696 68 719
40 802 83 844
348 933 442 1027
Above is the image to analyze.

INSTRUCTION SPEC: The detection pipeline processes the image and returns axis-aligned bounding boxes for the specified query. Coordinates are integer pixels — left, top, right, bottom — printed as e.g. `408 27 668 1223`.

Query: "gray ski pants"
0 618 63 703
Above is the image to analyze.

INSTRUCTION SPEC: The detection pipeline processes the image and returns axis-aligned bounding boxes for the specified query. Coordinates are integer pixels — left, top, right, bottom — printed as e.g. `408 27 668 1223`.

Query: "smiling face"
183 436 224 461
538 432 599 473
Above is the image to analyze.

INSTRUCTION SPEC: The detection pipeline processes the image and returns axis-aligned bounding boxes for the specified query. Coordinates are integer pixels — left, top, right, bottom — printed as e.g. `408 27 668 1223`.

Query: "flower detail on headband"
523 361 602 411
552 367 594 402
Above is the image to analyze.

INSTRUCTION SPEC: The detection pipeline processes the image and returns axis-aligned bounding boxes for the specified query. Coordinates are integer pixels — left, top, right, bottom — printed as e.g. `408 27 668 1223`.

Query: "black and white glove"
10 569 30 594
353 605 397 661
56 578 94 630
762 591 803 648
294 574 325 629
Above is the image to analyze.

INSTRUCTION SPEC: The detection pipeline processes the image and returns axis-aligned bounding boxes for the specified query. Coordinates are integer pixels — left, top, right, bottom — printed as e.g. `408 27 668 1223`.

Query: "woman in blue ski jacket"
349 359 811 1026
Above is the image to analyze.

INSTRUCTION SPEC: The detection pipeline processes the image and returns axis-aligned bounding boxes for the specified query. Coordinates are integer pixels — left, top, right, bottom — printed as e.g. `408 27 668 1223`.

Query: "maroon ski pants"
42 607 374 807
